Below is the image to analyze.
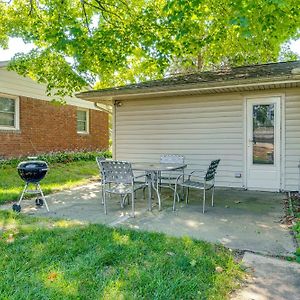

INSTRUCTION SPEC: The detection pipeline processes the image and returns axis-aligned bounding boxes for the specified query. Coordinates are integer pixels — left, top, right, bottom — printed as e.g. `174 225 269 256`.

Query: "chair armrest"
188 170 206 180
133 174 147 183
175 173 185 183
134 174 146 179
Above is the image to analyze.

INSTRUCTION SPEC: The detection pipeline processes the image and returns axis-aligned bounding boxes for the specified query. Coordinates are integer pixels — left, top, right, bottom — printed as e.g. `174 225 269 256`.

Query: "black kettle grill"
12 160 49 212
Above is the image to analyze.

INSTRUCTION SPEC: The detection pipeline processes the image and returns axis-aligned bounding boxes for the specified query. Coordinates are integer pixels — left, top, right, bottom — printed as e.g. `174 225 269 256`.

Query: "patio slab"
1 184 296 256
232 252 300 300
0 183 150 226
123 188 296 256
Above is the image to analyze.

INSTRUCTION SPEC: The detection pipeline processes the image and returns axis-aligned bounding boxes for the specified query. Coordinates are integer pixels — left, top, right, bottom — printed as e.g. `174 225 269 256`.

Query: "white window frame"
0 94 20 131
77 108 89 134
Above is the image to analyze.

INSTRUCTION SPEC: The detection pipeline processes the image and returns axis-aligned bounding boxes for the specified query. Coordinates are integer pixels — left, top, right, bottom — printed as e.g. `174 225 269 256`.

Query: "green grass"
0 161 99 204
0 211 243 299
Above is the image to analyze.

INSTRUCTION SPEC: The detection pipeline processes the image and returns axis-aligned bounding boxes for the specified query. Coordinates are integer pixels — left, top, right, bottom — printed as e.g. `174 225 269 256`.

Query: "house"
0 61 109 158
77 61 300 192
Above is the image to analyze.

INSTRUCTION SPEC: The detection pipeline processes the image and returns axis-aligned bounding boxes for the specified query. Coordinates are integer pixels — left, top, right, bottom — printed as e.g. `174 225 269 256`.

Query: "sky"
1 37 300 62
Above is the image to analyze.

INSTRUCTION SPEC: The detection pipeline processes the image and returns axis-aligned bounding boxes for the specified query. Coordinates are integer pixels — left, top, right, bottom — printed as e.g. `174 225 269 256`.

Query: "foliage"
0 0 299 96
0 150 112 168
289 194 300 263
0 210 244 299
293 221 300 262
0 160 101 204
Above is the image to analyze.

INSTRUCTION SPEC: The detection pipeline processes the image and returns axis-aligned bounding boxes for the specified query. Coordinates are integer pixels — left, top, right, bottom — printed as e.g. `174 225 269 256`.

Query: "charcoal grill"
12 160 49 212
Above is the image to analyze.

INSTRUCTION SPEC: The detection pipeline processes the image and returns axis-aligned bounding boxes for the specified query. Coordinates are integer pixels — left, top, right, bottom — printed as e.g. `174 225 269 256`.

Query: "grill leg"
17 183 29 206
37 183 49 212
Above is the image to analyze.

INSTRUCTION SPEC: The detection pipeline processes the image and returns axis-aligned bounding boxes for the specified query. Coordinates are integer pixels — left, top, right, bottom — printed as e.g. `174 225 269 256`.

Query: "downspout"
112 100 116 159
298 160 300 194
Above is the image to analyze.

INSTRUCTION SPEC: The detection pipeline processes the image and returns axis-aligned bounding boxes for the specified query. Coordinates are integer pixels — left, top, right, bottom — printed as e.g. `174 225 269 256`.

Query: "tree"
0 0 299 98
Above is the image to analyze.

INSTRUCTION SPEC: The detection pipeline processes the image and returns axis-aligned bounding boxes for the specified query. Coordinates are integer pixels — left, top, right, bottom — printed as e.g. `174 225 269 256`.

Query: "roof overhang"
77 75 300 106
0 61 9 69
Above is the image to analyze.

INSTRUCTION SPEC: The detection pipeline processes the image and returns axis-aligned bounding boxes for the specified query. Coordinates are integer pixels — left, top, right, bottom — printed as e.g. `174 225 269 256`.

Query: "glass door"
246 97 281 191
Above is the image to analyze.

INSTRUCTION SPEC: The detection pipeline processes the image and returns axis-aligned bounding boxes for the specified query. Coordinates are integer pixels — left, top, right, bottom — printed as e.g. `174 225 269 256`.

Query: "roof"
0 61 9 68
0 60 99 111
77 60 300 103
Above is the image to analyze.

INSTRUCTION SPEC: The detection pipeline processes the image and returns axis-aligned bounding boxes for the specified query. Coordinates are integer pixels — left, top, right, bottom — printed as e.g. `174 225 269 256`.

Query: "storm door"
246 97 281 190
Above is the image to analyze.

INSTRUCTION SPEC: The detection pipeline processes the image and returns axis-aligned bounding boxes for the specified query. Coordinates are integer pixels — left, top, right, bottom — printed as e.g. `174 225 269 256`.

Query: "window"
77 109 89 133
0 95 19 130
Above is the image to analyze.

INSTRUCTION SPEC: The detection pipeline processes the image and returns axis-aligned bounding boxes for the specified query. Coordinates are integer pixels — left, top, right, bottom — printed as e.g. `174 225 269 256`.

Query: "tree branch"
80 0 91 34
28 0 34 15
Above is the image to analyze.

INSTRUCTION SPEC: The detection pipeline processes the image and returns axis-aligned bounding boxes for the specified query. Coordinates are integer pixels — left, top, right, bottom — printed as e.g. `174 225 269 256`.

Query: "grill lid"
17 160 48 171
17 160 49 183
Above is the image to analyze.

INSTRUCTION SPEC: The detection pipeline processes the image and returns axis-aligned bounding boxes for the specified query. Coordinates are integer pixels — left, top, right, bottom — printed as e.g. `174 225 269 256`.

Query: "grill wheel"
35 198 44 206
12 204 21 213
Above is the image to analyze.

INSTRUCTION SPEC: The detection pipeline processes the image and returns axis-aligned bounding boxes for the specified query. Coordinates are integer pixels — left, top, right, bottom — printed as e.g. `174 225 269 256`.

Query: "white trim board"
0 93 20 131
0 69 97 110
244 96 282 191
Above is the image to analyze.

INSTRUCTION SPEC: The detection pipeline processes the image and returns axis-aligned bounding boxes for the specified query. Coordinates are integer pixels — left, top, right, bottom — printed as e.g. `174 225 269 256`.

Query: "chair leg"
185 187 189 204
143 186 146 199
203 189 206 214
103 192 107 215
101 184 104 204
180 171 185 201
173 183 178 211
120 195 125 208
131 192 135 217
211 186 215 207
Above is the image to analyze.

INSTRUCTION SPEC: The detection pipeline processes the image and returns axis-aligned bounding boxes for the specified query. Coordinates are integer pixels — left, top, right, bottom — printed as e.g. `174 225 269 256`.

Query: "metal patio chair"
96 156 106 204
173 159 220 213
159 154 185 187
99 160 147 217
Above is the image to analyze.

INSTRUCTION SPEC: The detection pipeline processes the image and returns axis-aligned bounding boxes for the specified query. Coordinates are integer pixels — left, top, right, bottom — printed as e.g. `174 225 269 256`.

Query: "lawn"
0 161 99 204
0 210 243 299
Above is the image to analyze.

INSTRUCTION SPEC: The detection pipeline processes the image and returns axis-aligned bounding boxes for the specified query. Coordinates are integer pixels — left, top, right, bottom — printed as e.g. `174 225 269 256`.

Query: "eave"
77 75 300 106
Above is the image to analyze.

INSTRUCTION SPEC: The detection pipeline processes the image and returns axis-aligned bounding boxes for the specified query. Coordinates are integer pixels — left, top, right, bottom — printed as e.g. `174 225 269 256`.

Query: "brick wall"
0 96 109 158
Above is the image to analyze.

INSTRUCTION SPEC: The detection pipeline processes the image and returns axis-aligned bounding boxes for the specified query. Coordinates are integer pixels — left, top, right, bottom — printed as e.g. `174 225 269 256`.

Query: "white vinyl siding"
0 68 96 110
0 94 19 130
115 94 244 188
284 88 300 191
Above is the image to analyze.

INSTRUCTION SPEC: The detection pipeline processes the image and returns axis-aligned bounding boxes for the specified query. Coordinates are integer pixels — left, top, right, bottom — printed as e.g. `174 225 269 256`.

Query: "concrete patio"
1 182 296 256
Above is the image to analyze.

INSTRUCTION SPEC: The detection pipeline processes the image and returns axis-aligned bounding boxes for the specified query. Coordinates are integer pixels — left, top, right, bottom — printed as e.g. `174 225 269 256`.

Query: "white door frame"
244 95 284 191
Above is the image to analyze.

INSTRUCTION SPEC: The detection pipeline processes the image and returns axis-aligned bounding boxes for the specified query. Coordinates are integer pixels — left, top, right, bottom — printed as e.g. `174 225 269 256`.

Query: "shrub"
0 150 112 168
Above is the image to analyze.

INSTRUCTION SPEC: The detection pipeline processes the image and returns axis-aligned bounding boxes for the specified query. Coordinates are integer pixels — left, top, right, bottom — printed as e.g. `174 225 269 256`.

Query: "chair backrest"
160 154 185 164
205 159 220 182
99 160 133 184
96 156 106 170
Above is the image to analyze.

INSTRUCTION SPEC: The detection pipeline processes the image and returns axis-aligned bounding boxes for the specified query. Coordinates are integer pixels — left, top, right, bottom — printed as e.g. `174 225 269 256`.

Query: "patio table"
132 162 187 211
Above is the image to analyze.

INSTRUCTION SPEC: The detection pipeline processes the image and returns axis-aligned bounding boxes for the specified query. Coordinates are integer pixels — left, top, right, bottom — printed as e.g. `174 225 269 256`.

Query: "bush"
0 150 112 168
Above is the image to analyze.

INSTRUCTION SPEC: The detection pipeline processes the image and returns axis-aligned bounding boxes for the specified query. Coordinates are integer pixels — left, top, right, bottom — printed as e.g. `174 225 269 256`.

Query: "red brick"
0 97 109 158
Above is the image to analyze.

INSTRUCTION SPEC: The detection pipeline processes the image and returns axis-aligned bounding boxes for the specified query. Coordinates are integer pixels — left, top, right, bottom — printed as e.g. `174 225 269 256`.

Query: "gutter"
94 102 112 114
77 75 300 103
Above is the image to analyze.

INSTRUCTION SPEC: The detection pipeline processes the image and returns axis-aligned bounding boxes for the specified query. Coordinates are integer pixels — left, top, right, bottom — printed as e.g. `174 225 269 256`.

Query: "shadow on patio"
1 183 296 256
123 187 296 256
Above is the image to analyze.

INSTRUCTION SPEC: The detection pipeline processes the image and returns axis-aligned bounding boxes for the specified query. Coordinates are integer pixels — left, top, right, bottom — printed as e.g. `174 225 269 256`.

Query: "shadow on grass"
0 211 243 299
